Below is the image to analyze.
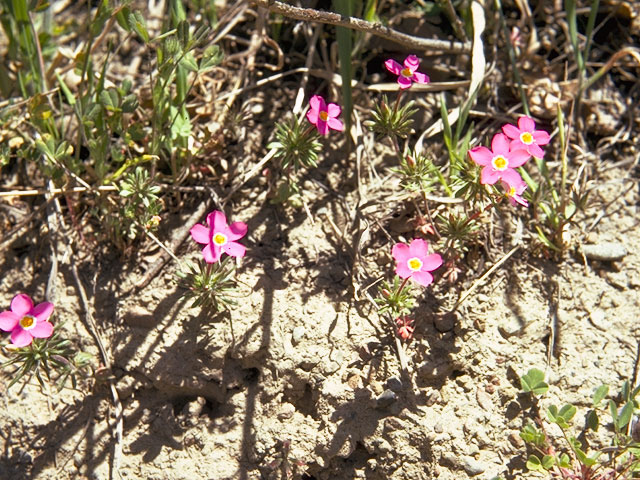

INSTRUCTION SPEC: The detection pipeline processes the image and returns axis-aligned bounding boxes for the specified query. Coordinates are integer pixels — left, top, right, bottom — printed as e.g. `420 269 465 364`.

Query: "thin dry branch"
250 0 471 54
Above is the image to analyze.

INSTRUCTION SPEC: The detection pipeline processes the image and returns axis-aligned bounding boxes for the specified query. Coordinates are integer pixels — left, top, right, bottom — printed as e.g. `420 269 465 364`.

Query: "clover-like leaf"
520 368 548 396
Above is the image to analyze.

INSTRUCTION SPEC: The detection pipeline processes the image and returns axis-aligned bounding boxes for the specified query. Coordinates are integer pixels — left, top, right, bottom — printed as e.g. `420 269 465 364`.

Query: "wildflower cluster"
376 238 442 342
469 116 550 207
0 294 92 389
268 94 344 204
177 210 247 312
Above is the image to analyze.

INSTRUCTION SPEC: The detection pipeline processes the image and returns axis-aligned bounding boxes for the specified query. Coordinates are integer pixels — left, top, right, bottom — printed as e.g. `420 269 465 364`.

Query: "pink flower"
384 55 430 89
502 116 550 158
501 179 528 207
468 133 530 187
306 95 344 135
392 238 442 287
190 210 247 263
0 294 54 347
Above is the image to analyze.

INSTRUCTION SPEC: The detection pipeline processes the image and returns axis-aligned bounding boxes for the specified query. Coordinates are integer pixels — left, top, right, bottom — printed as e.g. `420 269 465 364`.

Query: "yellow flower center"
492 155 508 171
401 67 413 77
520 132 533 144
508 186 516 197
319 111 329 121
20 315 36 330
213 232 227 246
407 257 423 272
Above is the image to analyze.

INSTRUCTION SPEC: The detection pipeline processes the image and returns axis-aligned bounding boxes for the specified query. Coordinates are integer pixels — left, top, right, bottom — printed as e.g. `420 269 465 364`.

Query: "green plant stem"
494 0 530 116
421 191 441 239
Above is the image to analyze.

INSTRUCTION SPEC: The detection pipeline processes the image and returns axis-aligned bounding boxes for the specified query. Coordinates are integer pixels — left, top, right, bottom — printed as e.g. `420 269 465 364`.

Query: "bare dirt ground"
1 1 639 479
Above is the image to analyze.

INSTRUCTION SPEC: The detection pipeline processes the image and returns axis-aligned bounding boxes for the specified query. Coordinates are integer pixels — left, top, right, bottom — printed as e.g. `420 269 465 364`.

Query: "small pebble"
385 376 403 392
277 402 295 420
434 423 444 434
508 432 524 448
582 242 627 262
476 389 493 411
463 457 487 476
122 306 155 328
589 309 608 331
292 326 305 345
375 389 397 409
426 390 440 407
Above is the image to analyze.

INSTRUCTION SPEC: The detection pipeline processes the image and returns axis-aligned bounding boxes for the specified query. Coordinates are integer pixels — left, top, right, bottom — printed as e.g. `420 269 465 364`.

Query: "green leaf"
559 404 577 423
593 385 609 407
564 0 584 73
332 0 353 133
558 453 571 468
116 6 132 31
520 424 546 446
586 410 599 431
55 71 76 106
610 399 618 427
526 454 544 472
128 11 149 43
179 53 199 72
547 405 559 423
520 368 549 396
618 401 634 430
541 455 555 469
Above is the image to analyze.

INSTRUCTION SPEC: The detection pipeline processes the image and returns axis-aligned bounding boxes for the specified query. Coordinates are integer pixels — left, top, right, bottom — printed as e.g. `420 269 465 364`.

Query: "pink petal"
384 59 403 75
491 133 510 154
223 241 246 258
306 108 318 125
408 239 429 259
327 117 344 132
507 149 531 168
403 55 420 72
468 146 492 166
533 130 550 145
32 302 54 322
481 166 500 185
518 116 535 131
514 195 528 207
31 321 53 339
327 103 341 117
392 243 410 262
309 95 325 114
190 223 210 244
227 221 247 241
527 143 545 158
421 253 443 272
316 118 329 135
500 168 524 188
11 329 33 348
202 244 221 263
210 211 229 233
509 139 526 151
502 123 521 139
411 72 430 84
395 262 412 279
0 311 19 331
397 76 412 89
10 294 33 316
410 270 434 287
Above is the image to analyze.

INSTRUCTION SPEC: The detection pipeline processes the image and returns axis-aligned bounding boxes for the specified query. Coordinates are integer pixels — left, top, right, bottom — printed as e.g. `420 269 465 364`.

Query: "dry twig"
250 0 470 54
